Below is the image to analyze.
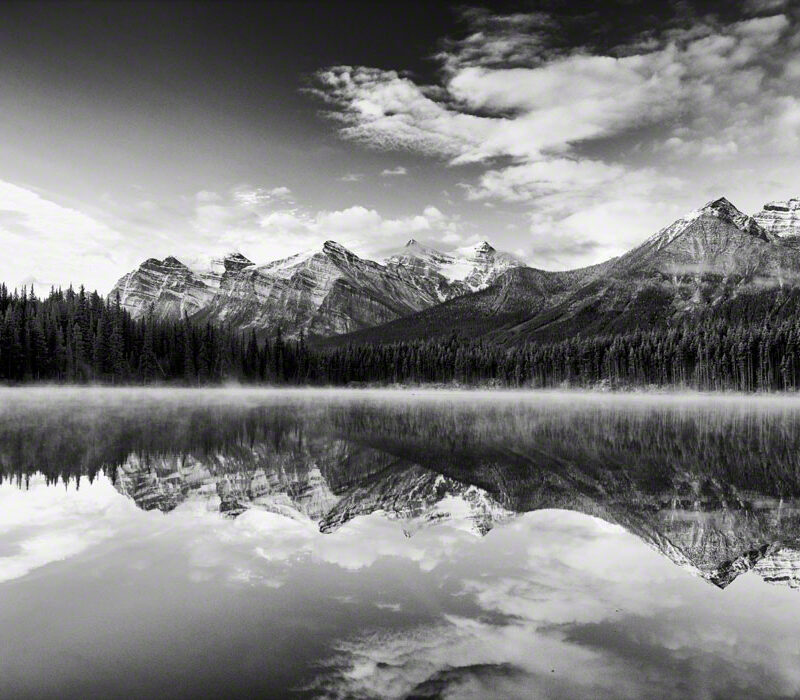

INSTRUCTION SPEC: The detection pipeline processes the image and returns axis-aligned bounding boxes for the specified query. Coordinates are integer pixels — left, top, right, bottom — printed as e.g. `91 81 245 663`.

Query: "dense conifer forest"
3 283 800 391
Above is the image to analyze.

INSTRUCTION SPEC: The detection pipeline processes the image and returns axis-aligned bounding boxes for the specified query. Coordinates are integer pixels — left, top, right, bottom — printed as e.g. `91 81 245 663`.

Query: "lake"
1 388 800 699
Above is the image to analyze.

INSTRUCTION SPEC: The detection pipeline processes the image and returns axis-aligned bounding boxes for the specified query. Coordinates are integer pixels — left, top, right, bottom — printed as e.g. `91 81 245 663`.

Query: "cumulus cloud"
0 180 128 292
313 511 800 699
381 166 408 176
188 184 463 264
310 8 800 268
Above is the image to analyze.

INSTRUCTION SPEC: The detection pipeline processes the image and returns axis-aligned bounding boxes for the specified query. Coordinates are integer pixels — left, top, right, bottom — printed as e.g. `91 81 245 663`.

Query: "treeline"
0 284 310 383
322 321 800 391
4 284 800 391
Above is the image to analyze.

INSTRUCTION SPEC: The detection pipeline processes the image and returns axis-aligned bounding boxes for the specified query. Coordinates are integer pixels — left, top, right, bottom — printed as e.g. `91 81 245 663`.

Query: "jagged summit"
161 255 186 266
471 240 495 253
322 239 353 256
703 196 736 212
138 255 189 270
220 251 253 268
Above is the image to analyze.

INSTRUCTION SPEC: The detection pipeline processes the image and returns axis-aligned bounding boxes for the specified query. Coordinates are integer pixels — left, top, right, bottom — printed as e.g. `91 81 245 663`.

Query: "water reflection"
3 389 800 590
2 389 800 698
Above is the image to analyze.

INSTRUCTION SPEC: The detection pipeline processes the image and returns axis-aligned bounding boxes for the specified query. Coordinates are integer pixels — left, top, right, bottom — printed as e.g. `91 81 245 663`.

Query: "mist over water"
2 388 800 698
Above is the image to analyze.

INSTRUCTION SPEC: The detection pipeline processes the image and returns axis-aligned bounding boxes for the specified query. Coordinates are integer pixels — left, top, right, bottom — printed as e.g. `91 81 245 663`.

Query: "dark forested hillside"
316 260 617 347
5 281 800 391
0 284 311 384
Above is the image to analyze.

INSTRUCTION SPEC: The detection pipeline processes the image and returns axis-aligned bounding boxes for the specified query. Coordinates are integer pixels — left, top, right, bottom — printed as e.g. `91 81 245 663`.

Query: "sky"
1 0 799 292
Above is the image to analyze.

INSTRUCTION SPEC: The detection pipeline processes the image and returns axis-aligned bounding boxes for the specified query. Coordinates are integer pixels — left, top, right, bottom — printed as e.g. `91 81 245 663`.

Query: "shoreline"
2 384 800 403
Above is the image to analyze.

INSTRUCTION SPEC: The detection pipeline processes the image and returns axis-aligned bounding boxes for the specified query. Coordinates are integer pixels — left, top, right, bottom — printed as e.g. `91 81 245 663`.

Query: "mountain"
111 239 523 338
383 239 525 301
317 261 614 346
110 195 800 346
494 197 800 344
191 240 444 338
754 198 800 238
328 197 800 347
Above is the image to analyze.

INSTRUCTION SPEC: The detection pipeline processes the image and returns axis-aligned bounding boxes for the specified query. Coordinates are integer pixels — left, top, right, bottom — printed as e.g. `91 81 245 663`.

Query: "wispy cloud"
380 166 407 177
310 8 800 268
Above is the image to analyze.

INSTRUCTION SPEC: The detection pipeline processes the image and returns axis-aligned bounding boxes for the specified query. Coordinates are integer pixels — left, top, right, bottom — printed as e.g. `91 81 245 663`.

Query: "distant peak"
702 197 739 215
405 238 419 247
224 251 251 262
161 256 187 268
322 240 354 257
459 241 496 256
221 251 253 271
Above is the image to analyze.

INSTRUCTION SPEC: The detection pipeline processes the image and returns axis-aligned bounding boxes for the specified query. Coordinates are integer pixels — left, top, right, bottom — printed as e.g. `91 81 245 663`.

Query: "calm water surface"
1 388 800 699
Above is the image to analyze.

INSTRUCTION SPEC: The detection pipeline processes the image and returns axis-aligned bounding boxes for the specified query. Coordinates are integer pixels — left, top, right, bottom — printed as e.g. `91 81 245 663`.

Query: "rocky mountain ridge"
113 449 513 537
328 195 800 347
111 238 524 338
754 197 800 238
111 194 800 344
112 443 800 590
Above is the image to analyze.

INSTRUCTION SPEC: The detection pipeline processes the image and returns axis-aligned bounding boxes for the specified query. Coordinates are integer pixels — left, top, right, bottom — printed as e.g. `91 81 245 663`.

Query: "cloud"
310 8 800 268
311 511 800 699
0 475 138 583
232 185 293 206
339 173 364 182
187 185 464 264
381 166 408 176
0 180 129 292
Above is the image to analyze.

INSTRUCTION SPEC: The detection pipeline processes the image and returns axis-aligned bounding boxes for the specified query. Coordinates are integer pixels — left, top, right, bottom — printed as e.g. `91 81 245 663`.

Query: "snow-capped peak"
384 238 524 294
642 196 768 251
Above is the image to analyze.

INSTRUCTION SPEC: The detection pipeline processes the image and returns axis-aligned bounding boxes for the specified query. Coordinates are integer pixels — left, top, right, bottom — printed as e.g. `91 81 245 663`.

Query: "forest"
2 283 800 391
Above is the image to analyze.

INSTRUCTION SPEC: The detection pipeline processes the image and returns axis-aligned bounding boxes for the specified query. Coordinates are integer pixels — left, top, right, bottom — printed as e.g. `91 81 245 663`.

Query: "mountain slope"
383 239 525 301
111 239 525 338
754 198 800 238
324 197 800 348
316 261 613 346
191 241 444 338
496 197 800 344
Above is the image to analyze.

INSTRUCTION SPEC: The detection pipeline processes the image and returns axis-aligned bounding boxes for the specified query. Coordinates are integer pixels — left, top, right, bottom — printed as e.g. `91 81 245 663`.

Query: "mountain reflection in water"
3 389 800 699
2 388 800 590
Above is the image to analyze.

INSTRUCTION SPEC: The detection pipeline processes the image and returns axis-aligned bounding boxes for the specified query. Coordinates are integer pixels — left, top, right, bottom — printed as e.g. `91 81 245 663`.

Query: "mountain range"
111 196 800 344
111 420 800 591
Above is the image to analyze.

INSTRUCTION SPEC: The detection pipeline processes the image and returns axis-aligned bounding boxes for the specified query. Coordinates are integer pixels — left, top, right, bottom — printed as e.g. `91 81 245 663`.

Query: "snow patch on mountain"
753 198 800 238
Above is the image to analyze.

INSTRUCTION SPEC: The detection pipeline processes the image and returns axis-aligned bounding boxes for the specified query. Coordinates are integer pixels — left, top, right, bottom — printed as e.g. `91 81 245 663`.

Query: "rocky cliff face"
193 241 442 338
753 198 800 238
384 240 525 301
110 239 525 337
318 466 513 536
111 256 218 319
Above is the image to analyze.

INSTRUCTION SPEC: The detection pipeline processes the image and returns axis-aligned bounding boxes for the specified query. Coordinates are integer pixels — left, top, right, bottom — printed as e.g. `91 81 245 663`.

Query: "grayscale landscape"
2 1 800 698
